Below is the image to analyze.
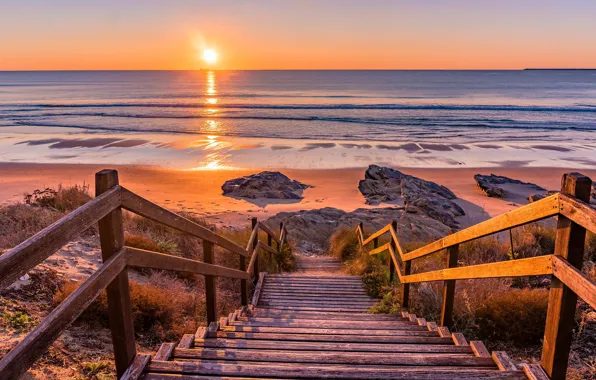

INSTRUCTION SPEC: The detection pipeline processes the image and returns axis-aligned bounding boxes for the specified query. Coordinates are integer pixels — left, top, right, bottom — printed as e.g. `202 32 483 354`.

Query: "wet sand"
2 162 594 229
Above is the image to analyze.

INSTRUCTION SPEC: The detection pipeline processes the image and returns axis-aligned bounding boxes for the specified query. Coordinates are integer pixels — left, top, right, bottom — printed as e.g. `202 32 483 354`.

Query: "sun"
202 49 218 64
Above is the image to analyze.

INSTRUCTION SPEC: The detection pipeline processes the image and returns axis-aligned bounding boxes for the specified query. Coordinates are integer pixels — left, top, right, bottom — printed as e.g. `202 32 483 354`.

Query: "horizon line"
1 68 595 72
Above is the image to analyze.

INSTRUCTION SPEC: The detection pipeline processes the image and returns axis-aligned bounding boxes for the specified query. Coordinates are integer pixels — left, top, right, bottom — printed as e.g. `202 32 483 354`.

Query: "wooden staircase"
137 256 539 379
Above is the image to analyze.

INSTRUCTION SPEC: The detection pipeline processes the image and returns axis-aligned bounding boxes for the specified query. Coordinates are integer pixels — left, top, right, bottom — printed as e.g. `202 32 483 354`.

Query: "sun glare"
202 49 218 64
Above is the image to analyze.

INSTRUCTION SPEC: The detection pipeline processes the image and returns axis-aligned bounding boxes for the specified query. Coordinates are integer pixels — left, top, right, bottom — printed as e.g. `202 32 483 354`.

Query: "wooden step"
259 305 373 312
214 331 453 344
220 326 438 336
173 347 496 367
250 311 404 321
193 338 474 354
145 361 526 379
232 320 426 330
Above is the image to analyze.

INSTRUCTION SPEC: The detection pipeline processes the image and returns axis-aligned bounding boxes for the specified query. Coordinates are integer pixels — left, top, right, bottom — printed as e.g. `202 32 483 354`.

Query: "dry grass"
24 183 92 213
54 272 204 345
0 204 61 249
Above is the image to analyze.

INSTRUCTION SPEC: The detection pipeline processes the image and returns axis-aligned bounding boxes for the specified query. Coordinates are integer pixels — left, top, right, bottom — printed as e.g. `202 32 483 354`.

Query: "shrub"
361 270 388 298
2 310 33 332
124 233 178 254
475 288 548 346
585 231 596 262
329 227 361 261
54 274 202 344
24 183 92 212
0 204 61 249
369 289 402 314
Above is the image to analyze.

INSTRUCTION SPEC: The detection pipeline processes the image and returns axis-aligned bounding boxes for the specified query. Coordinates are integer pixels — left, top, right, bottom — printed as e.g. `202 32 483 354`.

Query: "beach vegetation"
23 183 92 213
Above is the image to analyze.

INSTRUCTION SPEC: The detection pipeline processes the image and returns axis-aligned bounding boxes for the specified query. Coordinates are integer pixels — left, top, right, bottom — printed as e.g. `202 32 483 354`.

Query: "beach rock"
474 174 545 202
358 165 464 228
266 206 451 254
222 171 310 200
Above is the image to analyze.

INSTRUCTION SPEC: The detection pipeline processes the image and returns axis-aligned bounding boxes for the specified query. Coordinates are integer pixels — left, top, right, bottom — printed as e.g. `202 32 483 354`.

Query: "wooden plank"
259 242 279 255
194 338 473 353
221 326 437 337
403 194 560 262
121 354 151 380
251 218 259 285
240 254 248 306
427 322 438 332
492 351 517 371
213 331 452 344
437 326 451 338
252 272 266 306
470 341 491 358
127 247 249 280
177 334 195 349
207 322 219 339
153 343 176 361
96 170 136 378
361 224 390 246
440 244 459 328
203 239 217 324
173 348 496 366
195 326 207 340
247 241 261 276
452 333 469 346
245 224 259 254
259 306 373 312
0 248 129 380
232 321 426 330
121 187 248 257
522 364 550 380
552 256 596 310
0 185 121 291
559 193 596 235
368 242 390 256
402 255 553 283
250 312 402 321
146 361 526 379
542 173 591 380
258 222 281 244
416 318 427 326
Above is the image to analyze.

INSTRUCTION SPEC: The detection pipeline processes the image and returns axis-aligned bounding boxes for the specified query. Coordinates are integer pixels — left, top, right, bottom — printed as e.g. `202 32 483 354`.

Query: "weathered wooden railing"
0 169 288 379
357 172 596 380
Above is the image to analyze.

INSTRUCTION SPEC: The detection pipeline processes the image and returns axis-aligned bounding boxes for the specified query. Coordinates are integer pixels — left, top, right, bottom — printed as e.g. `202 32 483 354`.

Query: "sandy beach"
2 162 594 229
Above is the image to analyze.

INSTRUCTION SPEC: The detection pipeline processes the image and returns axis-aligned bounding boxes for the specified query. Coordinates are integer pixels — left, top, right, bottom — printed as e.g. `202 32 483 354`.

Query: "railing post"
239 254 248 306
541 172 591 379
95 170 136 378
252 217 259 285
389 220 397 283
440 244 459 328
203 238 217 324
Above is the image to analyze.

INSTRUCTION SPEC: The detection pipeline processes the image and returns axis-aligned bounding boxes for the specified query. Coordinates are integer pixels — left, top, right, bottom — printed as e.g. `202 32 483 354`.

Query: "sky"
1 0 595 70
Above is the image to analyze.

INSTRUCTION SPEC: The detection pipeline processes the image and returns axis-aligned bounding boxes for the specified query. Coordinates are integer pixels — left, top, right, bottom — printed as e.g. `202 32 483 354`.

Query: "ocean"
1 70 595 169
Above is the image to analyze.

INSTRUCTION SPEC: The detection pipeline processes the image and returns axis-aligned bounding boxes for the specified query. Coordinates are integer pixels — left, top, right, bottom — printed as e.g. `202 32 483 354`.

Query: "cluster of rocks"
222 171 311 200
266 206 451 254
358 165 464 228
474 174 545 199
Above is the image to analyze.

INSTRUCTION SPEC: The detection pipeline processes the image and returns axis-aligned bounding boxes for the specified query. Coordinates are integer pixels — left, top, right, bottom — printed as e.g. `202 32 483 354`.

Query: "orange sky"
1 1 595 70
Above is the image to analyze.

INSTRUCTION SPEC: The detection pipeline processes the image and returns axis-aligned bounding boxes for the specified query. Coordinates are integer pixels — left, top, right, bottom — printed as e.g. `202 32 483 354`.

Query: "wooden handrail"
0 247 129 379
121 188 248 258
357 172 595 380
552 256 596 310
0 186 122 291
258 221 281 244
559 193 596 234
0 170 294 380
127 247 250 280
